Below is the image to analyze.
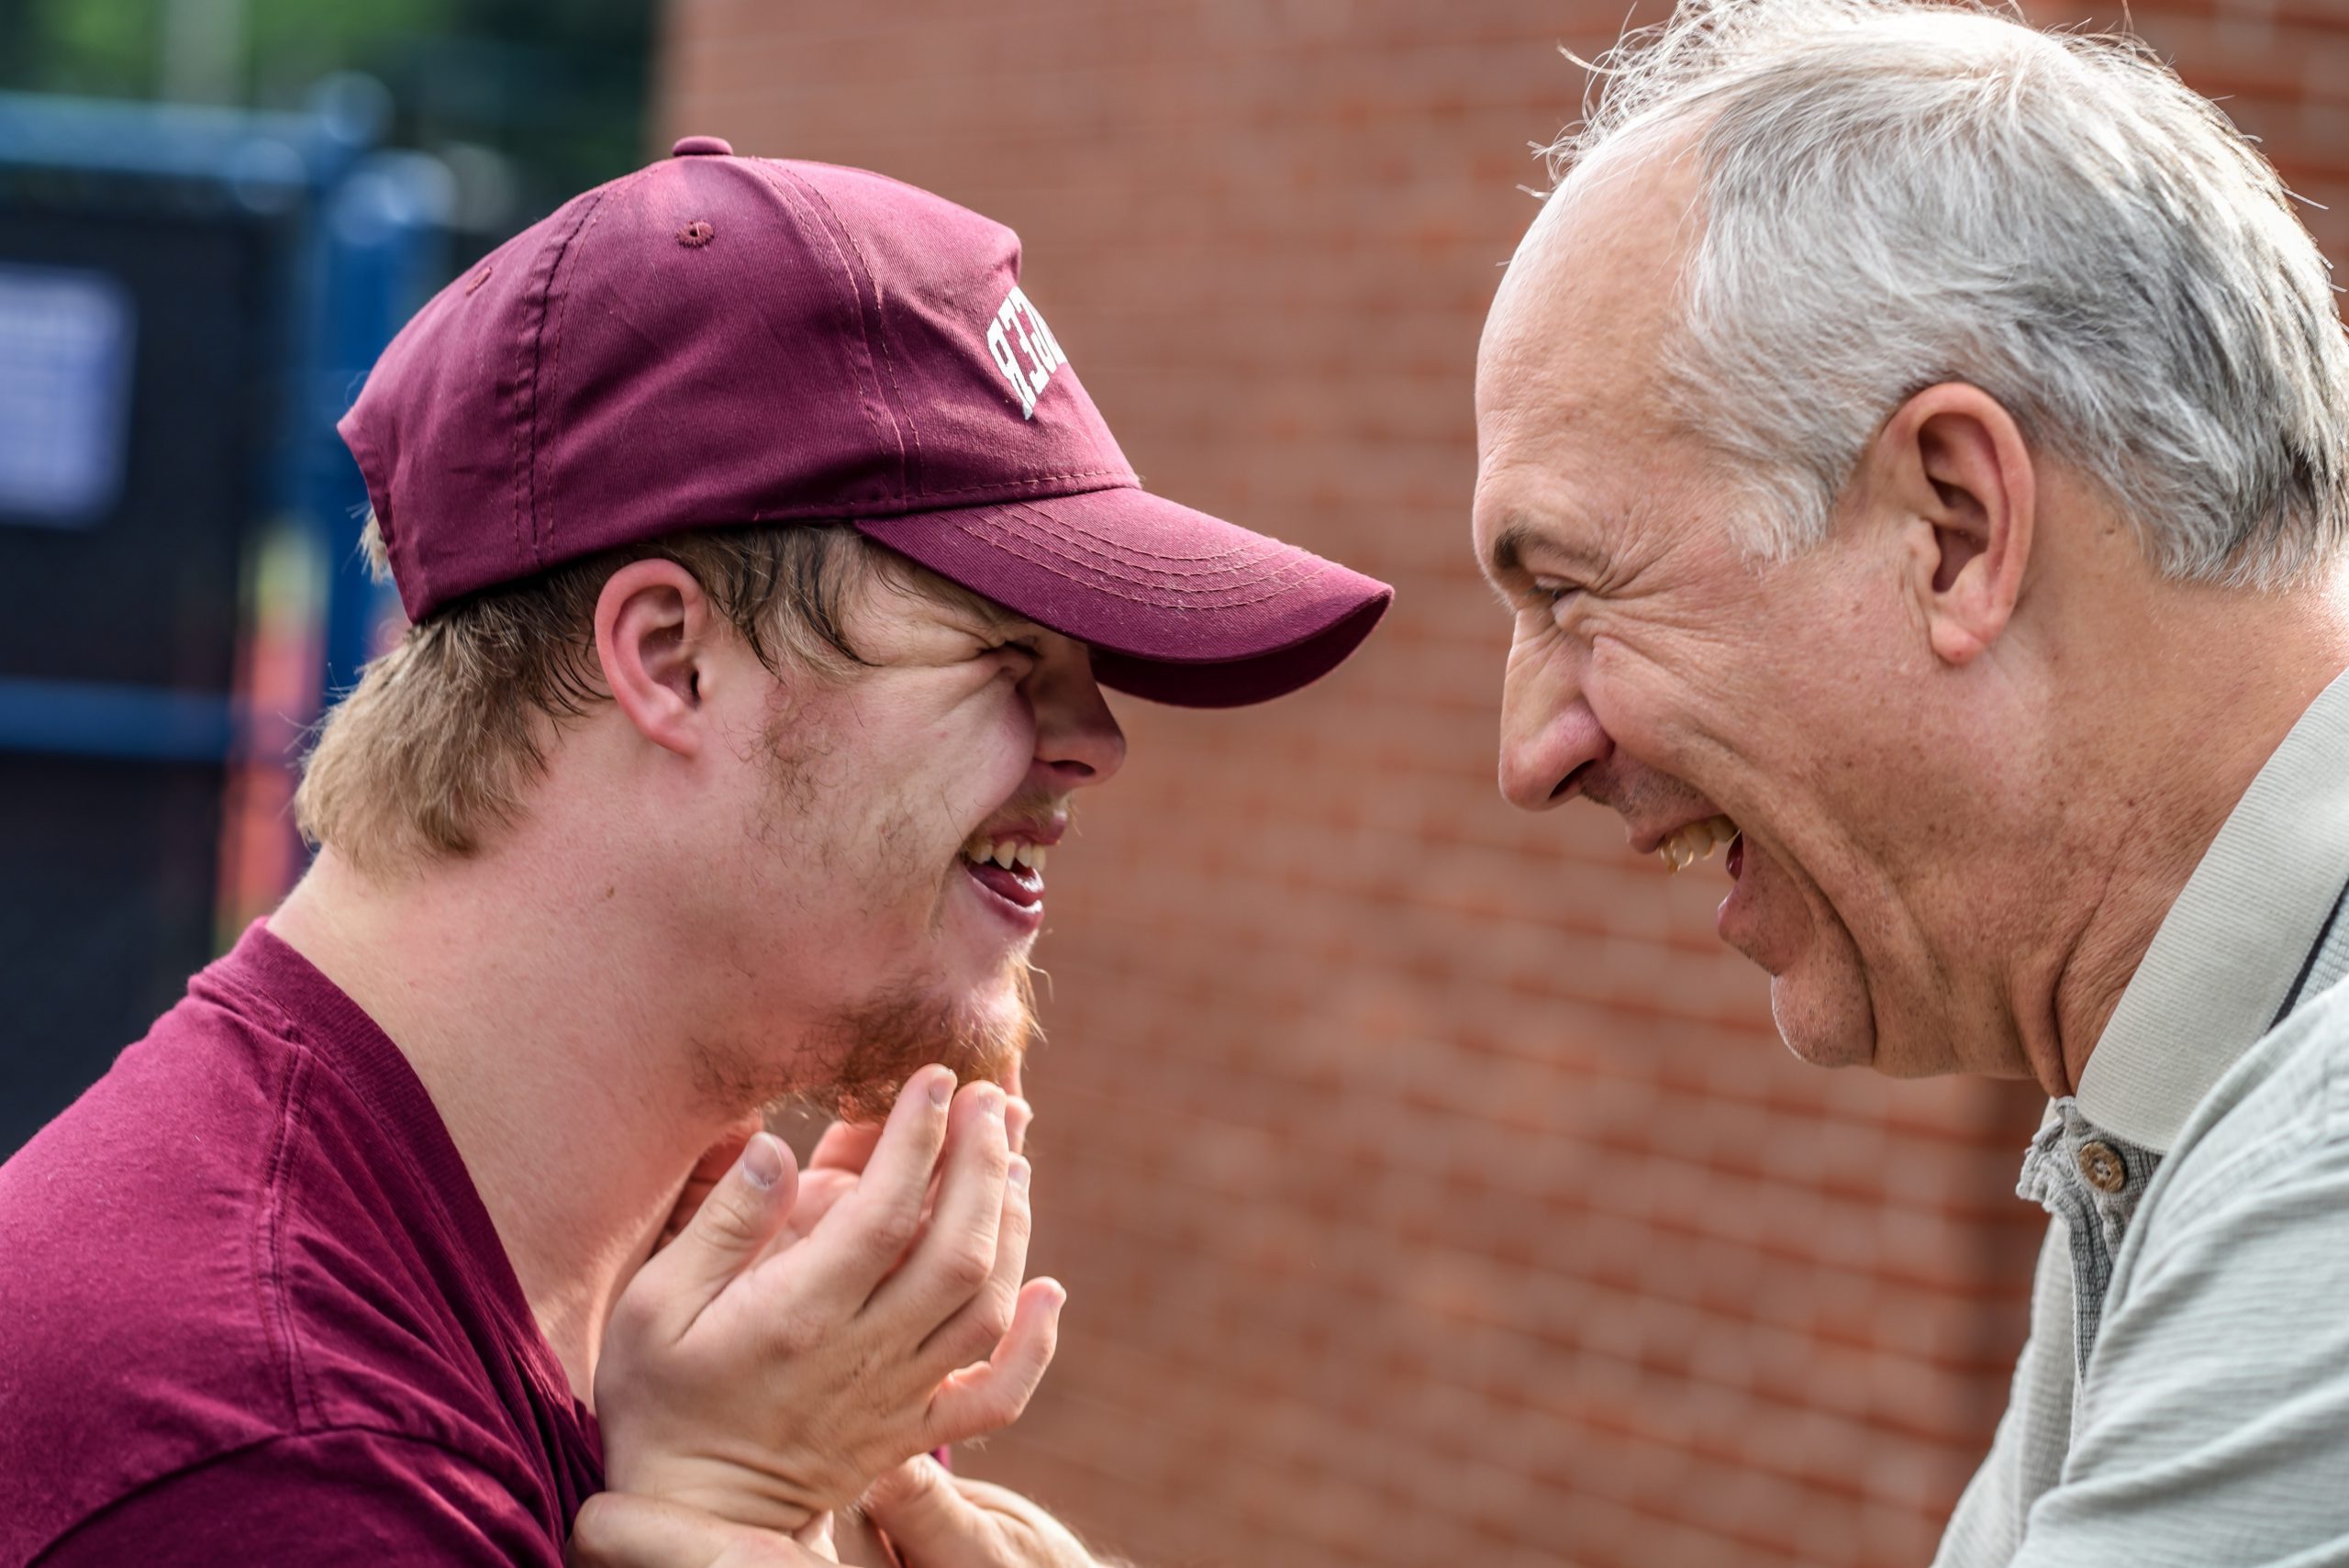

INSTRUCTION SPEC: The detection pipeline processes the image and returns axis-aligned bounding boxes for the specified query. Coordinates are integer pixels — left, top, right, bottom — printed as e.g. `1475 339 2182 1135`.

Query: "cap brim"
854 487 1391 707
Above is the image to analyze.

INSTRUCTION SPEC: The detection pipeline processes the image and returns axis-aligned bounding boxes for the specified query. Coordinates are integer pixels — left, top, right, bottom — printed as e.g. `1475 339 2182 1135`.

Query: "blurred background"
6 2 2347 1564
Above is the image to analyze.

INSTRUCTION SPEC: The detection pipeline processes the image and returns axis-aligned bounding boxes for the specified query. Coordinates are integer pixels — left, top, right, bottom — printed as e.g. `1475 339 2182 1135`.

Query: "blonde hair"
294 517 890 876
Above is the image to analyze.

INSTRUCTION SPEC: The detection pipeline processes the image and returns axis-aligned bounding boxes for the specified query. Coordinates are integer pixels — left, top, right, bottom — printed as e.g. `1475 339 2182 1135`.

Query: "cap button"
671 135 733 158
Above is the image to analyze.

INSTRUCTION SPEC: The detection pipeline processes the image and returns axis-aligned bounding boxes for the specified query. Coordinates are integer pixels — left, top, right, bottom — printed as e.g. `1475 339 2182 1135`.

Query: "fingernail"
982 1087 1007 1120
741 1131 785 1191
927 1069 953 1109
1008 1155 1031 1193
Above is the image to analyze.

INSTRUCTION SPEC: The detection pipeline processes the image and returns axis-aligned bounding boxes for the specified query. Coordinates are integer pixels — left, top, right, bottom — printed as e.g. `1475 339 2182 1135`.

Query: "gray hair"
1546 0 2349 589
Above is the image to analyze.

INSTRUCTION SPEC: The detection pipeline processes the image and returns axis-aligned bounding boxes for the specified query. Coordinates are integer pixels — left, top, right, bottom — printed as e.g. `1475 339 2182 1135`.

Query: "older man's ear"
1871 381 2038 669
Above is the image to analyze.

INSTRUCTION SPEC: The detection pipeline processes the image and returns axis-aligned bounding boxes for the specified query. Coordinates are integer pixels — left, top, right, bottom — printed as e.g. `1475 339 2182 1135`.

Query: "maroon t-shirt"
0 922 603 1564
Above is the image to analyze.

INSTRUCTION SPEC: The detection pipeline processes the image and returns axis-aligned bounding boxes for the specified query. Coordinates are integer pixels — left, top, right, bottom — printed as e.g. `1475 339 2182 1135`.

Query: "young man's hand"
596 1065 1064 1534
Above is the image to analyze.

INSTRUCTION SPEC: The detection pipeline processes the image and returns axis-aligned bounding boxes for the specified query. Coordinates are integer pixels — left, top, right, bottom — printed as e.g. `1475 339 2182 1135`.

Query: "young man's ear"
595 560 715 758
1868 381 2036 667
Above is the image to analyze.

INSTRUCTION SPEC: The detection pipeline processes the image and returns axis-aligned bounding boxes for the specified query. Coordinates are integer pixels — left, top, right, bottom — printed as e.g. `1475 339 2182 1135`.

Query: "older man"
1475 0 2349 1562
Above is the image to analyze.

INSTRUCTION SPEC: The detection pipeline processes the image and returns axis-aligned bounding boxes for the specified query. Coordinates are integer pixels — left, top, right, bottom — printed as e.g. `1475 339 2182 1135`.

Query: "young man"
0 139 1387 1565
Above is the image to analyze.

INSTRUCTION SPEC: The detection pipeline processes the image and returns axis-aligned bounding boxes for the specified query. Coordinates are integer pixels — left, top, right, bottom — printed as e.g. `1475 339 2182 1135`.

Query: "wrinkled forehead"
1482 142 1702 408
1473 147 1713 574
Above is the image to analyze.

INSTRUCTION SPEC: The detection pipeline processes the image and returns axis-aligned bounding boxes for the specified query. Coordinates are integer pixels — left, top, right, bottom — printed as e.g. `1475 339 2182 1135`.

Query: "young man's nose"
1030 641 1128 791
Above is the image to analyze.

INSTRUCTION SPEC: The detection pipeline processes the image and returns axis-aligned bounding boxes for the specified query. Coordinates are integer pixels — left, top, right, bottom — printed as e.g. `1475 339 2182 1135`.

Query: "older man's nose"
1498 693 1611 811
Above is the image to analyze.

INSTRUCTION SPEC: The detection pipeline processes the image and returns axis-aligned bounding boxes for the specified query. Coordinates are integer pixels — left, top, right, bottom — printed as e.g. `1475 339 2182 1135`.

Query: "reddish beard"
740 696 1051 1121
798 962 1038 1122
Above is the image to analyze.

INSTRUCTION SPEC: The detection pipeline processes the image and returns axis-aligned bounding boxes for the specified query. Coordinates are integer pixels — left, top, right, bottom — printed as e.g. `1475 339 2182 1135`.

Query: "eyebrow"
949 595 1052 645
917 574 1024 632
962 596 1022 629
1485 515 1610 584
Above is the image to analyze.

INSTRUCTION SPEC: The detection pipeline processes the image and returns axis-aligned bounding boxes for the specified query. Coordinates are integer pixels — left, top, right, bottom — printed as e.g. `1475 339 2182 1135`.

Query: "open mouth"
960 834 1047 910
1657 814 1741 875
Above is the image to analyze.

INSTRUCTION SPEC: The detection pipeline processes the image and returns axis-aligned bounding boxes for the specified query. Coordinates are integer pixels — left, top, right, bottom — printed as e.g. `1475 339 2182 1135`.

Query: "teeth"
1657 815 1738 873
962 835 1052 874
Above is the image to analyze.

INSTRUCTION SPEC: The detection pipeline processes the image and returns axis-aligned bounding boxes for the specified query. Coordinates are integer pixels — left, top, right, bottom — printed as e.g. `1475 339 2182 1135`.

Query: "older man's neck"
268 844 772 1404
2038 572 2349 1098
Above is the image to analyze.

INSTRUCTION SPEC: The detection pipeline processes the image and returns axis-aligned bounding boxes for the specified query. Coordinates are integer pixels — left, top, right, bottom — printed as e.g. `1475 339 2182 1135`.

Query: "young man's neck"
270 844 756 1403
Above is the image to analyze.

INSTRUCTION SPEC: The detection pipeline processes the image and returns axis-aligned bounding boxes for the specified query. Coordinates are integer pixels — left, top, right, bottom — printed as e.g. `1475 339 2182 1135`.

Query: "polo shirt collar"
2074 663 2349 1151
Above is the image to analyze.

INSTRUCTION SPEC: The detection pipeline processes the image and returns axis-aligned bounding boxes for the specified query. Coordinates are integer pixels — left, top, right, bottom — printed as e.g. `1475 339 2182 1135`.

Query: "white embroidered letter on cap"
985 284 1065 419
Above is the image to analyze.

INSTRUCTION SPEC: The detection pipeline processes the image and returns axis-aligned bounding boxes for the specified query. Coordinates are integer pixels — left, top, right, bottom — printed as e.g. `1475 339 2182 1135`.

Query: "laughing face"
690 556 1125 1117
1473 150 2053 1080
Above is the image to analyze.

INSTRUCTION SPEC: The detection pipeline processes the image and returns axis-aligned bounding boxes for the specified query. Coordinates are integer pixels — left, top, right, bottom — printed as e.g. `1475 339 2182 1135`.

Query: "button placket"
2018 1100 2159 1375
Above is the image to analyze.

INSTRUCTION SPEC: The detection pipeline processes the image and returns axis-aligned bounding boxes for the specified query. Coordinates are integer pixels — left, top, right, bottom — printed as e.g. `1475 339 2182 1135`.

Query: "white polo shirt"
1935 666 2349 1566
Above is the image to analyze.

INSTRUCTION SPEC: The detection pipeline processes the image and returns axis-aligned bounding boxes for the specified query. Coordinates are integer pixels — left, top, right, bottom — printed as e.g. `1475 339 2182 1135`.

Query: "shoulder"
0 986 297 1551
0 984 526 1562
30 1427 565 1568
2139 975 2349 1240
2022 987 2349 1558
2090 973 2349 1400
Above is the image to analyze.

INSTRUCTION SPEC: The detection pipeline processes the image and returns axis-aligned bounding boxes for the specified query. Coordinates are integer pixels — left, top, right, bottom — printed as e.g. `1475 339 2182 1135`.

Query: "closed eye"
1531 577 1583 616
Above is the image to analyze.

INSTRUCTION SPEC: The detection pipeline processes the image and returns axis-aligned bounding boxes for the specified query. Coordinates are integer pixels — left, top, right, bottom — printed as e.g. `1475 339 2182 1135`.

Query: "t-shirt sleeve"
34 1428 569 1567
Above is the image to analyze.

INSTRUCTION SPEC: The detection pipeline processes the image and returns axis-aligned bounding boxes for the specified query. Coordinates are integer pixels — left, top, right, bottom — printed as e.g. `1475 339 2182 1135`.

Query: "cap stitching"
996 498 1282 573
506 303 529 575
538 188 618 567
514 207 571 570
745 161 900 502
788 173 927 498
960 534 1317 608
984 514 1286 584
943 518 1318 607
909 466 1129 499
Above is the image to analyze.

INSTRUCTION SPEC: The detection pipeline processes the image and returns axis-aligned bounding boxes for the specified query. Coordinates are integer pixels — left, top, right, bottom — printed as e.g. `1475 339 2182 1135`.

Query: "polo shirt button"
2076 1140 2127 1194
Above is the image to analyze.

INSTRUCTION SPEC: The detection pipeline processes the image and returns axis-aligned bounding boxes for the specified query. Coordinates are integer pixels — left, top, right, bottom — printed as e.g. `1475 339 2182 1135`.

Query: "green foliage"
1 0 653 228
6 0 161 98
242 0 465 98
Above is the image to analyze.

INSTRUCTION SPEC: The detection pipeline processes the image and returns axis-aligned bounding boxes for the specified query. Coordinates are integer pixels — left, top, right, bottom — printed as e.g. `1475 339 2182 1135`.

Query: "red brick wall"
656 6 2348 1563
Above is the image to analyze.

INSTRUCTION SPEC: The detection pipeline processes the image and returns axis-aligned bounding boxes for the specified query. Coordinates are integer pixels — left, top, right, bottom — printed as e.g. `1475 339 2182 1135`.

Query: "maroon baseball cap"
338 137 1390 707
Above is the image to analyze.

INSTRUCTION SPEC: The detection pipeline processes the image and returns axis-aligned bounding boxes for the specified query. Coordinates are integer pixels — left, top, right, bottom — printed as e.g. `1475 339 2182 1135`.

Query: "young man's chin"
815 968 1036 1123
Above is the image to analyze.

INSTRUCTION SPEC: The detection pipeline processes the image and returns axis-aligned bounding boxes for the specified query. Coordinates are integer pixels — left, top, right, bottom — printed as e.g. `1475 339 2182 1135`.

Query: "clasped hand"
587 1064 1074 1559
